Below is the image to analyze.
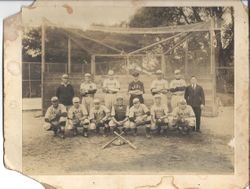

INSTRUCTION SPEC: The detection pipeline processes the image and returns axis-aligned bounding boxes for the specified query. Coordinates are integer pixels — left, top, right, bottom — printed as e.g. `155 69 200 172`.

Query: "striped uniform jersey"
45 104 67 121
169 79 186 94
150 79 168 93
111 105 129 121
150 104 168 119
172 105 195 118
103 79 120 91
68 105 88 120
129 104 149 118
128 81 145 93
89 105 110 121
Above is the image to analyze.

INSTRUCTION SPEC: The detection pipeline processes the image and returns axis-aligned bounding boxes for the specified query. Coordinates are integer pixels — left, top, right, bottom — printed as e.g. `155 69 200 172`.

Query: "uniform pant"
170 117 195 128
191 106 201 131
130 116 151 128
89 119 110 130
171 94 185 111
129 95 144 107
67 119 90 130
104 93 117 110
151 118 168 130
82 96 94 113
109 120 130 129
43 117 67 131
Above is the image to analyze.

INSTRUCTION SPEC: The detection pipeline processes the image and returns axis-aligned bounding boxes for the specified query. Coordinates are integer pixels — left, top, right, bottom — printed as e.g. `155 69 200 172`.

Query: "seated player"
170 99 196 134
109 95 130 134
89 99 111 137
150 94 169 137
43 96 67 138
67 97 89 137
129 98 151 138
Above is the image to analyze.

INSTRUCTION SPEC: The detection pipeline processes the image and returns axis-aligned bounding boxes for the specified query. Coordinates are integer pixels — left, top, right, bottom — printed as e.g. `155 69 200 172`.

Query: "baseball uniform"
67 104 89 129
169 79 186 110
128 80 145 107
150 79 169 105
103 79 120 110
129 104 151 128
80 81 97 113
150 104 169 130
109 104 130 129
89 105 110 130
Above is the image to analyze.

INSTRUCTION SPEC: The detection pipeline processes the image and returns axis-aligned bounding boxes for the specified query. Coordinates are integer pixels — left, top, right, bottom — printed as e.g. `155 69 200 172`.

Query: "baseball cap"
51 96 58 102
132 98 140 104
72 97 80 103
108 70 114 76
93 99 100 104
84 73 91 77
174 69 181 74
62 74 69 79
154 94 161 99
179 99 187 105
132 71 139 77
156 70 163 75
116 95 124 100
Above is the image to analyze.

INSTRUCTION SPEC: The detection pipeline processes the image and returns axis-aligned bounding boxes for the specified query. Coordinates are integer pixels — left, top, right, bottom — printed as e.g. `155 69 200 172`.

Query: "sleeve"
128 107 134 118
116 80 120 90
56 86 60 98
141 82 145 93
200 86 205 105
142 104 149 113
126 106 129 117
89 83 97 94
67 107 73 119
164 107 169 115
81 105 88 116
150 106 155 116
60 104 67 113
103 105 110 114
89 108 95 120
111 106 115 117
172 107 178 117
178 80 186 91
45 107 51 120
128 82 132 92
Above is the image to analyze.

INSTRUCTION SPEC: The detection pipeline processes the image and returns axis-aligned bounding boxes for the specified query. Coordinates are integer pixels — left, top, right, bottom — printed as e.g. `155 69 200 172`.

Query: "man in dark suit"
184 76 205 132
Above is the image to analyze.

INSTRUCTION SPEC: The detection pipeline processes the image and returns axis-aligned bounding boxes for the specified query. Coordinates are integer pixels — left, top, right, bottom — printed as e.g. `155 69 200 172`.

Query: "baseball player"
170 99 196 134
89 99 111 137
67 97 90 137
128 71 145 107
56 74 74 110
43 96 67 138
129 98 151 138
109 95 130 134
150 94 169 137
80 73 97 113
102 70 120 110
169 69 186 111
150 70 169 106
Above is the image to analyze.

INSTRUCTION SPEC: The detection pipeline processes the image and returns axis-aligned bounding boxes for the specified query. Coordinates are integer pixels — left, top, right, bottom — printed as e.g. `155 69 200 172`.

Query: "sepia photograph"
20 3 236 176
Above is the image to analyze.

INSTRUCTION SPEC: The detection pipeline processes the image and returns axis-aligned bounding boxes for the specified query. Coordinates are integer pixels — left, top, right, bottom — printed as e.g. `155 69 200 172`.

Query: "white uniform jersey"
80 82 97 94
172 105 195 118
103 78 120 91
150 104 168 119
169 79 186 95
150 79 168 91
45 104 67 121
68 105 88 120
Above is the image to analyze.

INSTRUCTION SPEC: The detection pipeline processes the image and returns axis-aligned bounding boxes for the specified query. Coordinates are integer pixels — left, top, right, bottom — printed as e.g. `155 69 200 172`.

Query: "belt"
105 91 117 94
82 94 94 97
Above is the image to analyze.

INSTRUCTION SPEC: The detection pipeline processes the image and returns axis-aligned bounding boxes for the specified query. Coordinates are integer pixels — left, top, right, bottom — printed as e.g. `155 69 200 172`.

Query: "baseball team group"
43 69 205 139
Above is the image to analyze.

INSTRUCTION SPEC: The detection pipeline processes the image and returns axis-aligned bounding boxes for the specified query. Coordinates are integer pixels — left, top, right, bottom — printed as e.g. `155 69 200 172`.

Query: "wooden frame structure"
41 18 219 116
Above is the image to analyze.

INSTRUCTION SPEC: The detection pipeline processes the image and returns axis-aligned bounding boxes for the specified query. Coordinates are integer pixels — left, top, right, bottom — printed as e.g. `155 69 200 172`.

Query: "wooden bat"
102 131 125 149
114 131 137 149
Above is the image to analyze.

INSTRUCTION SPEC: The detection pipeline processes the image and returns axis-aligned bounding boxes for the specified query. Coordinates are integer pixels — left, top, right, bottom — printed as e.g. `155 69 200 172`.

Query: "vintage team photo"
22 6 234 174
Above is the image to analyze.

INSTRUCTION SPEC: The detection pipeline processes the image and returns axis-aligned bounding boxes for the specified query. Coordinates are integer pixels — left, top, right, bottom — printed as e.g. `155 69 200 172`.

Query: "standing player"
150 70 169 106
129 98 151 138
109 96 130 134
128 72 145 107
150 94 169 137
67 97 90 137
80 73 97 113
169 69 186 111
56 74 74 110
170 99 196 134
43 96 67 138
89 99 111 137
102 70 120 110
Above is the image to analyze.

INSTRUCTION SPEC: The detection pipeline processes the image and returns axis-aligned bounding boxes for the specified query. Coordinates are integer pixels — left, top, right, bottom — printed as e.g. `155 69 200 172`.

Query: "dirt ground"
22 107 234 175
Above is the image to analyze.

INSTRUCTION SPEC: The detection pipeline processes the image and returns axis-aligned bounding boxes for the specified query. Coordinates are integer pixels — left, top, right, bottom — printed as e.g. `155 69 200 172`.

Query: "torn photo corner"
3 0 249 188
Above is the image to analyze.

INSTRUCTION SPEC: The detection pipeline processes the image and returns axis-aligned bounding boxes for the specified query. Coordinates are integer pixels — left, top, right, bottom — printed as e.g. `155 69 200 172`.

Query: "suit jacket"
184 84 205 107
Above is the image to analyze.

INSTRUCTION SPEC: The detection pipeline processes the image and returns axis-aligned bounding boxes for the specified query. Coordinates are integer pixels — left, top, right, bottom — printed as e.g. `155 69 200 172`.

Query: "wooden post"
68 37 71 73
126 55 130 75
184 39 188 76
210 17 217 116
161 54 166 74
41 19 46 114
91 55 96 75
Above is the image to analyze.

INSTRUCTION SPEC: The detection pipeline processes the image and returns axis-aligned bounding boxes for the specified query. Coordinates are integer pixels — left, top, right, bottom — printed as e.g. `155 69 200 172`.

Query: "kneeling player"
43 96 67 138
170 99 196 134
89 99 111 137
67 97 89 137
129 98 151 138
109 96 130 134
150 94 169 137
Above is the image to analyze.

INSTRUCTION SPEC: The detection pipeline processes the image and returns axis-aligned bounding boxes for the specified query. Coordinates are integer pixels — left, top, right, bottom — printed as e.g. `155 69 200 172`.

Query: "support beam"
91 55 96 75
41 19 46 114
68 38 71 73
184 39 188 75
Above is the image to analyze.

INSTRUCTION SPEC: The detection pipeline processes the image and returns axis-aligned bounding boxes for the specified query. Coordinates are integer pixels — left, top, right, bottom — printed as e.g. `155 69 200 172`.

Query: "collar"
61 82 70 86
